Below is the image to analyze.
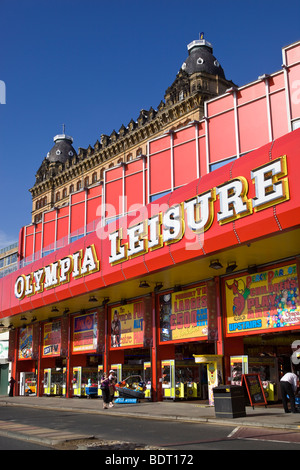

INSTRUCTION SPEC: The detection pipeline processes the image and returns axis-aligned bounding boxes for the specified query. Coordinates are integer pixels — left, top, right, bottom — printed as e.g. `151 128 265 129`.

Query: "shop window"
150 190 171 202
209 156 236 172
292 119 300 130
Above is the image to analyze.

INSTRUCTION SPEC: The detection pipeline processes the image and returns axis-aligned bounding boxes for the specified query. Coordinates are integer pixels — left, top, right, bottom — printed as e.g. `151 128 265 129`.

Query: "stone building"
30 37 235 224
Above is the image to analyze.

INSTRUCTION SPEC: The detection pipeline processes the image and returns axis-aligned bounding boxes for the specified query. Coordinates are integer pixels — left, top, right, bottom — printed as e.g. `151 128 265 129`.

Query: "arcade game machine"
193 355 223 406
43 368 64 396
20 372 37 396
143 362 151 399
230 355 249 385
161 359 202 400
161 360 176 400
97 365 104 397
72 367 98 397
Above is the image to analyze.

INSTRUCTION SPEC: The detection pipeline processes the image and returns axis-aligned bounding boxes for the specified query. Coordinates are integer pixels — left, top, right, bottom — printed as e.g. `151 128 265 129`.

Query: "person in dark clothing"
280 371 299 413
9 377 16 397
100 373 110 409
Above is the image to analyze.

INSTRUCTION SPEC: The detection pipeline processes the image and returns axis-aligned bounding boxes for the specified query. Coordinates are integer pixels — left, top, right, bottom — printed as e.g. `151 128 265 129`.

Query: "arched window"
55 192 60 202
84 176 89 187
36 200 40 210
92 172 97 183
44 196 47 206
77 180 82 191
62 188 67 198
69 184 74 194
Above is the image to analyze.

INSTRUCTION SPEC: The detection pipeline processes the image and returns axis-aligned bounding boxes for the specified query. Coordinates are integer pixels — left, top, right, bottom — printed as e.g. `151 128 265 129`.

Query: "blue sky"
0 0 299 249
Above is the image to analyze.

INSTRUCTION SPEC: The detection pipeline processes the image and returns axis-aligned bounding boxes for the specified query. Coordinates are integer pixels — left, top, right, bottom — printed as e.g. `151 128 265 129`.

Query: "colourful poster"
43 321 61 357
72 311 98 353
18 325 33 360
225 264 300 335
110 301 144 348
159 286 208 343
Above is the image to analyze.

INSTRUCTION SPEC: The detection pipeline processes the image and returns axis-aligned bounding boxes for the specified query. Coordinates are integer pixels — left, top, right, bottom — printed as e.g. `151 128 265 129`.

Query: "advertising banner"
110 301 144 349
72 311 98 353
42 320 61 357
159 286 208 343
225 264 300 335
18 325 33 360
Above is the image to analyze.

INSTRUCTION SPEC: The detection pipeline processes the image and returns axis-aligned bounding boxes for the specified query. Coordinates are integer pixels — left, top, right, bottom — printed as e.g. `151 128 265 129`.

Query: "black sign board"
241 374 267 408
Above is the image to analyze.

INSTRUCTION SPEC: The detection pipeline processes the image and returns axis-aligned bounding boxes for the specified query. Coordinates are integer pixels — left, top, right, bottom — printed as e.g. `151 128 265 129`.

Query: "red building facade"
2 40 300 402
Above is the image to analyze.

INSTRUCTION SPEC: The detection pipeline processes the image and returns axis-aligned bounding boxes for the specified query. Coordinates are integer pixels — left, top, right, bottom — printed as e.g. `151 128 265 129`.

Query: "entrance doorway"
0 364 9 396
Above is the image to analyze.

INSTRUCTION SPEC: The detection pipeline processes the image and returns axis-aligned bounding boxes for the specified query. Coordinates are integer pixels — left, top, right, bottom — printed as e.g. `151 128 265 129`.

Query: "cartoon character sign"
226 264 300 335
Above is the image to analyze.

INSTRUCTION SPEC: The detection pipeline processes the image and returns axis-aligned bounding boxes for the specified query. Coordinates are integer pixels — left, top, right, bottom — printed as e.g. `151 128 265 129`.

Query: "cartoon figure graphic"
111 310 121 347
226 278 251 318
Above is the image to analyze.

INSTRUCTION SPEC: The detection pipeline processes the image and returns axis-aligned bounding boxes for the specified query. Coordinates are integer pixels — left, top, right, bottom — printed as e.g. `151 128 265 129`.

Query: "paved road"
1 405 300 451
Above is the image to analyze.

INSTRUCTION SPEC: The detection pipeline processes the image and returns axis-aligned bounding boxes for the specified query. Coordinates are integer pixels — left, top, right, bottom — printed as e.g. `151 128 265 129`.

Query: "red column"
66 315 71 398
37 323 42 397
215 276 224 356
151 292 162 402
104 304 109 373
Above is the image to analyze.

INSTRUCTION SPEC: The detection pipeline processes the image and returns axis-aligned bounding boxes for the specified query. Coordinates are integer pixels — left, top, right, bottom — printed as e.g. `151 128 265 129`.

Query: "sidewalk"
1 395 300 431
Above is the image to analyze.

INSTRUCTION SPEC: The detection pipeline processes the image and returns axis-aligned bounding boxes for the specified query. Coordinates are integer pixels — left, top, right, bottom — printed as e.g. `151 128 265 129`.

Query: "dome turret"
46 130 77 164
181 35 226 79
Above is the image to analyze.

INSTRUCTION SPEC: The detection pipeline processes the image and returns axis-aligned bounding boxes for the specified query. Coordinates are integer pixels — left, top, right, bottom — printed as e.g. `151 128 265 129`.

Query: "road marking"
227 427 300 444
0 420 91 444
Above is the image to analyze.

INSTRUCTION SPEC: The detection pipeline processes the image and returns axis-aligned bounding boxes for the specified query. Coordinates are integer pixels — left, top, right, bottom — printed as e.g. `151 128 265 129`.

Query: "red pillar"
215 276 224 356
151 292 161 401
66 315 71 398
104 303 109 374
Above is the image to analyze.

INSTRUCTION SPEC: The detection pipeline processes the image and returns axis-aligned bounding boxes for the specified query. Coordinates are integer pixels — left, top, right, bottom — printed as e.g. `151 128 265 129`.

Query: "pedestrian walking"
108 370 116 407
100 372 110 409
8 376 16 397
280 370 299 413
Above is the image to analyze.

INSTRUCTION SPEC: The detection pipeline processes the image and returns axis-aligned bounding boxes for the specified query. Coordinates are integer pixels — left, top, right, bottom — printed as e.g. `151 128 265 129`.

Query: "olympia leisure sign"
14 245 99 300
14 156 289 300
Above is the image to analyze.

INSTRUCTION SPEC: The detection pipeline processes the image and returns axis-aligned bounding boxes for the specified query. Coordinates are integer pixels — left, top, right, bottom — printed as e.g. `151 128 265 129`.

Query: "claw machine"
20 372 37 396
161 360 175 400
230 355 249 385
43 368 63 396
143 362 151 399
72 367 98 397
248 356 279 402
43 368 51 395
110 364 122 397
62 367 67 396
98 365 104 397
